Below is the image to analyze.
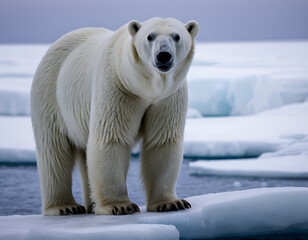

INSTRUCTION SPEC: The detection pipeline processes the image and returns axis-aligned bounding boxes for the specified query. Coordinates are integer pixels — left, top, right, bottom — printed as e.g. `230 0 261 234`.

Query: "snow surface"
1 187 307 240
0 42 308 116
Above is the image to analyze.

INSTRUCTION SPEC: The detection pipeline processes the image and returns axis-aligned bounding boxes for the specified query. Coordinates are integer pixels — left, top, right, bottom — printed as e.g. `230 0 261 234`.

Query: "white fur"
31 18 198 215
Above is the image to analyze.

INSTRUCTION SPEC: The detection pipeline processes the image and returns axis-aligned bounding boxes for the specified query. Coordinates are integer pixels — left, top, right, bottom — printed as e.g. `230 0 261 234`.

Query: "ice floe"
1 187 307 240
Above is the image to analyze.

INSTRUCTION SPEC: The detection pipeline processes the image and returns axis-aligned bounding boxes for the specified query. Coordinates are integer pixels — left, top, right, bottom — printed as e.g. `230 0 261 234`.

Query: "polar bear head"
128 18 198 74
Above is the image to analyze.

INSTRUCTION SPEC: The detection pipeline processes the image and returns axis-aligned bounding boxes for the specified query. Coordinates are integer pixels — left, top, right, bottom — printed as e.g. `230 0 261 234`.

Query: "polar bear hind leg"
31 29 95 215
34 128 86 216
76 149 93 213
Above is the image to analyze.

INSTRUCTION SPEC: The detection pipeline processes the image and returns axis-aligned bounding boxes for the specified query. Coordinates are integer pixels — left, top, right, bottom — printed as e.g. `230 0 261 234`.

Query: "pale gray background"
1 0 308 43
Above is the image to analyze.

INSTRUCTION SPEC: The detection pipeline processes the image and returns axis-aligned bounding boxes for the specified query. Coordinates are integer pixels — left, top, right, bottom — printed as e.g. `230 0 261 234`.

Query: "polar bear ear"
128 20 142 37
185 20 199 39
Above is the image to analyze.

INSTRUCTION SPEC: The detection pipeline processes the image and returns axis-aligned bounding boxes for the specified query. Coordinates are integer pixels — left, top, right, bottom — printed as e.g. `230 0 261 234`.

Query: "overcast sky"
1 0 308 43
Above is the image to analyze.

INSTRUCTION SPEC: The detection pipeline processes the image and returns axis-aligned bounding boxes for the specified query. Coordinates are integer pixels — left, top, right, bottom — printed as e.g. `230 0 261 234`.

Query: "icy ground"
0 187 307 240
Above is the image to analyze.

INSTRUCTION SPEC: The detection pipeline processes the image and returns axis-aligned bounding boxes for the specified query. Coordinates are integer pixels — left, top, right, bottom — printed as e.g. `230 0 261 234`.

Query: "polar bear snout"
152 36 175 73
155 51 174 72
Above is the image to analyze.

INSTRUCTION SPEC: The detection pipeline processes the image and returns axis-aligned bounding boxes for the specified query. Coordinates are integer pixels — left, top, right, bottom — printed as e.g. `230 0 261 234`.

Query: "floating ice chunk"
261 136 308 158
189 132 308 179
260 181 268 187
232 181 242 188
190 154 308 178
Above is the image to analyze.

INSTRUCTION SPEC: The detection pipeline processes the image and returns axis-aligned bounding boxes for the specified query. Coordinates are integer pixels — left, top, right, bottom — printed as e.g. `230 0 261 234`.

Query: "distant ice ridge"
188 41 308 116
0 45 48 116
0 78 31 115
1 42 308 116
1 187 307 240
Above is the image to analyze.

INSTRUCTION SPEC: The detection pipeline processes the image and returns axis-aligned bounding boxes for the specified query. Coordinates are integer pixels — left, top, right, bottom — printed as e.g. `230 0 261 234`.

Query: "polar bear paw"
148 199 191 212
95 202 140 215
44 204 87 216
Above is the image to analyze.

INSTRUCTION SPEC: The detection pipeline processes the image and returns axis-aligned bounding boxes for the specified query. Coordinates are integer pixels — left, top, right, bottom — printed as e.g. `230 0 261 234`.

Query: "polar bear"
31 17 198 216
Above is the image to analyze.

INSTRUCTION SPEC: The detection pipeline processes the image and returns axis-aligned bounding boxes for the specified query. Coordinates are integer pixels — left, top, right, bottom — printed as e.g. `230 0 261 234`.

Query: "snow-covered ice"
1 187 307 240
188 41 308 116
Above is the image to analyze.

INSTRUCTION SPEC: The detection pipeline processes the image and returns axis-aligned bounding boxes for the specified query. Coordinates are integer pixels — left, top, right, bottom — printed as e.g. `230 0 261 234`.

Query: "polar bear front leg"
141 141 191 212
141 84 191 212
87 140 140 215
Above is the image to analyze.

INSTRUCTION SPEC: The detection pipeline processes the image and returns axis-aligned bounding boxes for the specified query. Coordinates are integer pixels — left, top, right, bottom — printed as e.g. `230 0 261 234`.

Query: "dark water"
1 158 308 216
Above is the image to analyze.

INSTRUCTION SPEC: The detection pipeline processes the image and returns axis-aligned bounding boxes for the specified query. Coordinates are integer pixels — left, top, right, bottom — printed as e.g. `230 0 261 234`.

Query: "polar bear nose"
155 51 173 72
156 52 172 64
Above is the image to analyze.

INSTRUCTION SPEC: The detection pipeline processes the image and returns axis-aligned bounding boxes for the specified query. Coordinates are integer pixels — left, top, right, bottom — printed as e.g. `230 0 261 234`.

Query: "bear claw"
169 203 179 211
182 199 191 209
56 205 87 216
66 208 73 214
155 199 191 212
111 203 140 215
176 200 185 210
132 204 140 213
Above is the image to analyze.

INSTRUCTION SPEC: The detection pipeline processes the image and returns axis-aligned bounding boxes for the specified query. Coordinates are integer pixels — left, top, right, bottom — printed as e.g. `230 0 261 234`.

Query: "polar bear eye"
147 33 156 42
173 34 180 42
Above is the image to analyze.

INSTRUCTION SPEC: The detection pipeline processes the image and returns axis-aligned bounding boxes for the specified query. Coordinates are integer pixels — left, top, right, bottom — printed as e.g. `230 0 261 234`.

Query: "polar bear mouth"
156 64 173 72
155 52 173 72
